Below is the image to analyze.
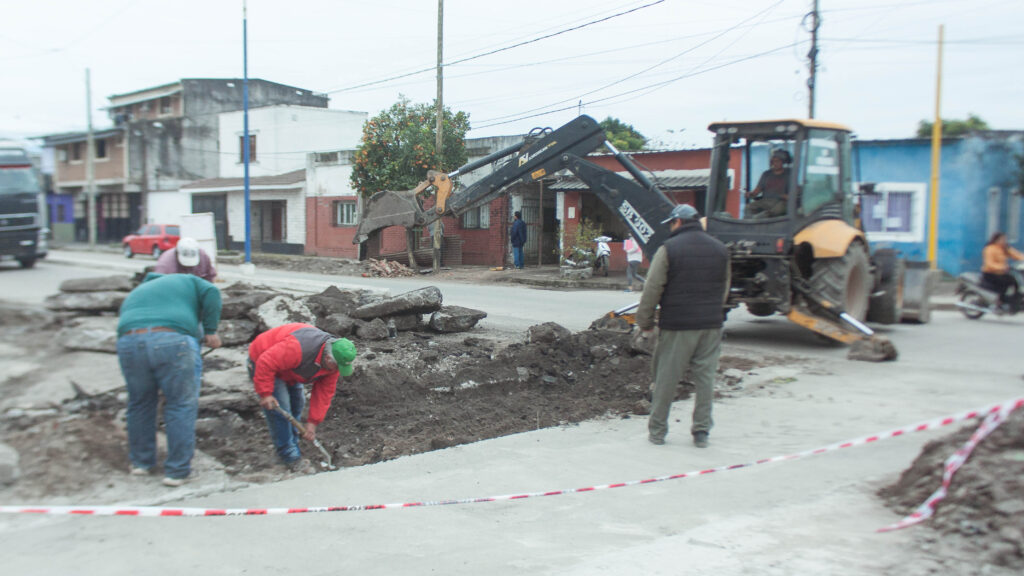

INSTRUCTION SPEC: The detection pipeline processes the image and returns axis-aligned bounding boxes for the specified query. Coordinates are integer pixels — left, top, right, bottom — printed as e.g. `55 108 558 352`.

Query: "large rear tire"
809 242 871 321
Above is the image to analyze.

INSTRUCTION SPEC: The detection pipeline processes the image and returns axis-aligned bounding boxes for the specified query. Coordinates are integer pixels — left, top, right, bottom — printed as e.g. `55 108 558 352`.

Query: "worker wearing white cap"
154 237 217 282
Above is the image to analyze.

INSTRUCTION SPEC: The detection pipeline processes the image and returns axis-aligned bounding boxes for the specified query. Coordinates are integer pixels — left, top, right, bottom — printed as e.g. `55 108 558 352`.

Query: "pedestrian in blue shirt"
510 211 527 269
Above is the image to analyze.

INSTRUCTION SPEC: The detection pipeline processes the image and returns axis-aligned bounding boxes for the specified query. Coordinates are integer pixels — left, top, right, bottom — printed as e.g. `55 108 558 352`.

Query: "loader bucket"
847 335 898 362
900 260 938 324
353 189 429 244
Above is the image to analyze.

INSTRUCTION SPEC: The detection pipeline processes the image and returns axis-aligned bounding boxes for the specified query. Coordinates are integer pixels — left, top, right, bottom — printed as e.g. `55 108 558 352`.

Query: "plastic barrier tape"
877 399 1018 532
2 397 1021 518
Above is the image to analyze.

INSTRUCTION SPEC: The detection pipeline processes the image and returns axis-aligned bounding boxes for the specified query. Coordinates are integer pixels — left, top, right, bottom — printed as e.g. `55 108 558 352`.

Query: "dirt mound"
880 408 1024 571
0 312 766 500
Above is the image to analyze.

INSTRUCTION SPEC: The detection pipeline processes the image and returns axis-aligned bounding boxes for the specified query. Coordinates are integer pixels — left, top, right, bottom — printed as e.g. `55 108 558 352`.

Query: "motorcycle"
593 236 612 277
955 262 1024 319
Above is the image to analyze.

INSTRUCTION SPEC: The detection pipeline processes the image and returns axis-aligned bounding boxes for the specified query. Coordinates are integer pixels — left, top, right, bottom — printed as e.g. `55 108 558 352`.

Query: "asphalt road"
1 249 1020 575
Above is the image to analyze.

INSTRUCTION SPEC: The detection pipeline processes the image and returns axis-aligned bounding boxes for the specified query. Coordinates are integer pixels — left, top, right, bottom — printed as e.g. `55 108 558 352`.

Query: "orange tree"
350 95 471 197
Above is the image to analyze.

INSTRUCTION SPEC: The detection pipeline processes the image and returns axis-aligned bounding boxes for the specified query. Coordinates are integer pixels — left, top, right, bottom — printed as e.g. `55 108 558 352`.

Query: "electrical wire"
322 0 665 95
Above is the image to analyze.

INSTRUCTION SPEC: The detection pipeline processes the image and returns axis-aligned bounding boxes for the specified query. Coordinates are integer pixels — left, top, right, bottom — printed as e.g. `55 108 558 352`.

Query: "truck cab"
0 145 48 268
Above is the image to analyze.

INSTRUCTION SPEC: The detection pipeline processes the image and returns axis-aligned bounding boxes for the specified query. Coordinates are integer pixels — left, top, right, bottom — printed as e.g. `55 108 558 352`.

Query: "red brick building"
360 147 742 271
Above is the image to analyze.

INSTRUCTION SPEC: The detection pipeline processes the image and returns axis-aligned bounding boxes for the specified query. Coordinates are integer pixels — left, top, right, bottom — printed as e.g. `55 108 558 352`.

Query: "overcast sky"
3 0 1022 149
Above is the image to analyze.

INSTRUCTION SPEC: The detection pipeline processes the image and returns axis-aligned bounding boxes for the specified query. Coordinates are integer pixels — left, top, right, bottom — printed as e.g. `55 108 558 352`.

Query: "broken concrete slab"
44 291 126 313
301 286 382 318
2 351 123 410
317 313 356 337
217 319 258 347
58 275 135 293
352 286 442 320
255 295 316 329
390 313 422 331
221 290 280 320
527 322 572 343
356 318 389 340
57 316 119 353
428 305 487 333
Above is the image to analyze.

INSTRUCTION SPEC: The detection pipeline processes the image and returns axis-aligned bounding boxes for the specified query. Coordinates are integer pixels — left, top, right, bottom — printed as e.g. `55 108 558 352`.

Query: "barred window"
461 205 490 229
334 200 358 226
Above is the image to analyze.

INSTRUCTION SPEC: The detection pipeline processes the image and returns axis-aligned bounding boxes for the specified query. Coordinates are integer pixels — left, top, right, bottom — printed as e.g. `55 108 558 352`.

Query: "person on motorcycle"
982 231 1024 311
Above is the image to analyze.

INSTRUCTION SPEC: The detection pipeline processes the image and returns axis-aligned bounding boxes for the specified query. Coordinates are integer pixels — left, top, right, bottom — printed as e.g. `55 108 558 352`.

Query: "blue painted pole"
243 0 252 263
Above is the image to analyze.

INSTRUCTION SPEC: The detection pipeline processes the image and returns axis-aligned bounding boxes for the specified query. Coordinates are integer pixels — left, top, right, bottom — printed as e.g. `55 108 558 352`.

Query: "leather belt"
125 327 176 335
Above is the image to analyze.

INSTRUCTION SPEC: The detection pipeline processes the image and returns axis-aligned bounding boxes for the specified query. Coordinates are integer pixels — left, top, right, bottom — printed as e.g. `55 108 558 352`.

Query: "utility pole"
806 0 820 118
242 0 254 271
85 68 97 249
432 0 443 273
928 25 944 269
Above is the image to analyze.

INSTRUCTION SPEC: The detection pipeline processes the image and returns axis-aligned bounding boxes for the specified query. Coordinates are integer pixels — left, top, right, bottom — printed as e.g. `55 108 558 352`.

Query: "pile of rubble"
362 258 416 278
44 275 489 354
880 408 1024 572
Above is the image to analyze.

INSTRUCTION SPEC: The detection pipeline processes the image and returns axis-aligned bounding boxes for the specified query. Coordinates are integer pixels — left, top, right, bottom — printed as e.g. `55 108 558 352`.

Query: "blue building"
854 132 1024 276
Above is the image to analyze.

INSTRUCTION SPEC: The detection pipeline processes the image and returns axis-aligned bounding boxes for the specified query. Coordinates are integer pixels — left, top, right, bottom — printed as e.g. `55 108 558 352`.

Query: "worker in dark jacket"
117 273 222 486
510 211 527 269
635 204 729 448
248 323 356 468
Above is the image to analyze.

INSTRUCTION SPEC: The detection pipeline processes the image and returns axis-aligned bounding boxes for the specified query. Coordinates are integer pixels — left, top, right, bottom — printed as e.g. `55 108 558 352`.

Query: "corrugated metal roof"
546 169 709 191
182 169 305 190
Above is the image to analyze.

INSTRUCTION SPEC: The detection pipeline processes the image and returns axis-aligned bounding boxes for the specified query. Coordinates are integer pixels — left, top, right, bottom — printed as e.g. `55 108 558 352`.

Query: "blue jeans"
513 245 524 269
117 331 201 479
261 379 306 463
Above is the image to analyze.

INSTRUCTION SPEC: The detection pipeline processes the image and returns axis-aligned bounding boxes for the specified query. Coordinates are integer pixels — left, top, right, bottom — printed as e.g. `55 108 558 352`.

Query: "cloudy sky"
2 0 1022 148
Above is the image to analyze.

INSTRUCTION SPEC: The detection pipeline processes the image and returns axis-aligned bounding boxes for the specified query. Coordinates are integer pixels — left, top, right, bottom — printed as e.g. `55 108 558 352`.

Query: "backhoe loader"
354 115 920 361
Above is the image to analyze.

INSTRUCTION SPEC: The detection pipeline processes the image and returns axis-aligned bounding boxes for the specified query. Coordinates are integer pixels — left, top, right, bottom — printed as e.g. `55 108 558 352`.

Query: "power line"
470 1 787 125
322 0 665 95
473 41 801 130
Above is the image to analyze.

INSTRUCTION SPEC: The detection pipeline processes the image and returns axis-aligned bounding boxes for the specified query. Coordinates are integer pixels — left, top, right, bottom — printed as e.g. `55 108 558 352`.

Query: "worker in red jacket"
248 323 356 468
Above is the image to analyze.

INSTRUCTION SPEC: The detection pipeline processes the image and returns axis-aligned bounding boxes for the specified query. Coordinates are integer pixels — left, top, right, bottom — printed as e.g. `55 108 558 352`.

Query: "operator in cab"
745 149 791 218
982 231 1024 312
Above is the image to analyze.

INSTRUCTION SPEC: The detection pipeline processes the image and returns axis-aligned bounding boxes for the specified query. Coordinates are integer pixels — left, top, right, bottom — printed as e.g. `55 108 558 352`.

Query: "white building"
218 105 366 177
176 104 366 252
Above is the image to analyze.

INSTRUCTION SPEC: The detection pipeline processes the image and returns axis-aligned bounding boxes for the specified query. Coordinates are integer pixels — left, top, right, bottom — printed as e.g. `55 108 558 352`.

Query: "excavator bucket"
353 188 429 245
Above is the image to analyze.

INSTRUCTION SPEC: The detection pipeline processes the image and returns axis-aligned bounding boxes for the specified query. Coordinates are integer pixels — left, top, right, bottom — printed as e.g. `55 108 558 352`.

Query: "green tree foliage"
600 116 647 151
915 114 990 138
350 96 471 197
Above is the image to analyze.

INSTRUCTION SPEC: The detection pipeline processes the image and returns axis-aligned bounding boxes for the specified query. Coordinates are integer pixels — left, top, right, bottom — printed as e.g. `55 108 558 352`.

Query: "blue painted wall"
855 133 1024 275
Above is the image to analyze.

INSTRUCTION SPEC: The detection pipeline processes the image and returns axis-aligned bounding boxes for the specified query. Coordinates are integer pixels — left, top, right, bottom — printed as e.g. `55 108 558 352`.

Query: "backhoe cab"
705 119 906 359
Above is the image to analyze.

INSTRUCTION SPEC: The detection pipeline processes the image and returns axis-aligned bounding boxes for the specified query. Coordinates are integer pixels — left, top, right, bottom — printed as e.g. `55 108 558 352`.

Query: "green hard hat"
331 338 357 377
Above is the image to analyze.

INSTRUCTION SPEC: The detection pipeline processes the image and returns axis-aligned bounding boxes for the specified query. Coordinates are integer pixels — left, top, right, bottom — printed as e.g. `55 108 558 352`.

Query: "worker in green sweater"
117 273 222 487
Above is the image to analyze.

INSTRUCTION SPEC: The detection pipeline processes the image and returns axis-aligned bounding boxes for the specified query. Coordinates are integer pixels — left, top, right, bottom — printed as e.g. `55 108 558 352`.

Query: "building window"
461 205 490 229
239 135 257 163
58 149 68 163
101 193 130 218
160 96 172 115
859 182 925 243
334 200 358 226
71 143 82 162
95 139 107 159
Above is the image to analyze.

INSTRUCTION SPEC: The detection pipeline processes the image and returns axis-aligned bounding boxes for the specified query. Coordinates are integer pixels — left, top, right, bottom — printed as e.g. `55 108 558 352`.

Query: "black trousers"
982 272 1018 305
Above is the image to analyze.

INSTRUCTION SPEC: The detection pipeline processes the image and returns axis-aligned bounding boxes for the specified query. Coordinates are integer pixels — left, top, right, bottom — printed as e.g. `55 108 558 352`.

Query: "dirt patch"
880 408 1024 572
0 304 778 501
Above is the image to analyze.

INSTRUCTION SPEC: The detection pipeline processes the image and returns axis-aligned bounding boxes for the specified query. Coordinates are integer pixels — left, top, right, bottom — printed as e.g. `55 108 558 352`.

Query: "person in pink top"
623 232 644 292
154 237 217 282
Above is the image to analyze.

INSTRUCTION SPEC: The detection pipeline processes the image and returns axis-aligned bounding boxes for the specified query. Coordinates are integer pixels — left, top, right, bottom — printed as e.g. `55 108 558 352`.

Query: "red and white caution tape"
876 398 1019 532
2 397 1021 518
